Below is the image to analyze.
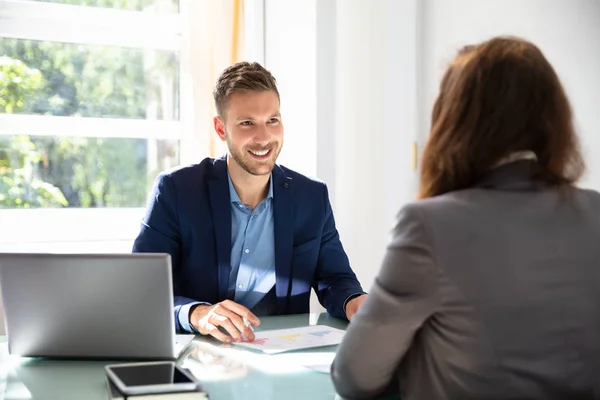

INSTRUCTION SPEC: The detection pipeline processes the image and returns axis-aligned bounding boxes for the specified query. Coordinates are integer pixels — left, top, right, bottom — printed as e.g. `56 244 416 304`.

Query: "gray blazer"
331 161 600 400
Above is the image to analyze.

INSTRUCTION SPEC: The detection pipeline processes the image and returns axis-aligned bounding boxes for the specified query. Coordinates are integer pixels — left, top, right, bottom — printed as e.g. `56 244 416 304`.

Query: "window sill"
0 208 145 244
0 240 133 254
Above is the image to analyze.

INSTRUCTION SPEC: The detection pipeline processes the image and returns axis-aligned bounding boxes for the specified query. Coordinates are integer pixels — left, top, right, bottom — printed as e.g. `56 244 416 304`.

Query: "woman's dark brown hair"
418 36 585 199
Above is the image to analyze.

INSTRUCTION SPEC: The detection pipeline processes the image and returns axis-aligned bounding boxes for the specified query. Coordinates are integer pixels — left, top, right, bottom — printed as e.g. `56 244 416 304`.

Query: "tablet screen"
110 363 192 387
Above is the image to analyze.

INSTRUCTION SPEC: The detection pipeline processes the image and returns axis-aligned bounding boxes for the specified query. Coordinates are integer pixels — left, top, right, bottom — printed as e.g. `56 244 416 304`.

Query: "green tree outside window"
0 0 180 209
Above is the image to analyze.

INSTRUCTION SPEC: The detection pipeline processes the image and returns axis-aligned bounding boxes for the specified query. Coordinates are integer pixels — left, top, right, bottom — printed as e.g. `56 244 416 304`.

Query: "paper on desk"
305 364 332 374
232 325 345 354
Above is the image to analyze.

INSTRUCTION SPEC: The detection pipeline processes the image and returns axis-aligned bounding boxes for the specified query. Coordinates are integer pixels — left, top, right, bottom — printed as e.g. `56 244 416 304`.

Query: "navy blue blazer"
132 157 364 332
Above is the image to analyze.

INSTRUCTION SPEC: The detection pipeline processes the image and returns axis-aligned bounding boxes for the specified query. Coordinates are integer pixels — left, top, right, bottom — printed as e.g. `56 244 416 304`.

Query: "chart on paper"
232 325 346 354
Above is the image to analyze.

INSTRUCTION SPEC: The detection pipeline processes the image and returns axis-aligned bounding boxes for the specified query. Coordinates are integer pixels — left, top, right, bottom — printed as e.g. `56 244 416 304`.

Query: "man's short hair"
213 61 280 117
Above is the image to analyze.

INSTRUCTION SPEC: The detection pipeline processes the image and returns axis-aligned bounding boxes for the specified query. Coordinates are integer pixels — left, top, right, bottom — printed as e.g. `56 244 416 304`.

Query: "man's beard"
228 140 280 176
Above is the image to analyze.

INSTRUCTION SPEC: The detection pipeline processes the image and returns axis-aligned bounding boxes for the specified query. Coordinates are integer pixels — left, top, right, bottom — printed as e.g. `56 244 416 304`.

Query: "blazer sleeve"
132 173 181 268
132 173 199 332
331 203 439 399
312 183 365 320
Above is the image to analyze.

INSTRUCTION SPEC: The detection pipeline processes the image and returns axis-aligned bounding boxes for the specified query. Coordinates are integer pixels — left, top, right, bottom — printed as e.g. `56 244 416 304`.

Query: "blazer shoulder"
392 192 481 233
276 164 327 190
570 186 600 213
398 193 466 216
574 186 600 203
159 157 219 185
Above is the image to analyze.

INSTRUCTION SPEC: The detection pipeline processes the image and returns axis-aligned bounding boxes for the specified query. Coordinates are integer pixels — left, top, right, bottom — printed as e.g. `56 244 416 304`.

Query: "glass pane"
0 38 179 120
30 0 179 13
0 135 179 209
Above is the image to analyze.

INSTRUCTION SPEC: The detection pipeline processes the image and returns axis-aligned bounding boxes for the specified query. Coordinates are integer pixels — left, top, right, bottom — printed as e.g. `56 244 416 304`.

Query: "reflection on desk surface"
0 313 353 400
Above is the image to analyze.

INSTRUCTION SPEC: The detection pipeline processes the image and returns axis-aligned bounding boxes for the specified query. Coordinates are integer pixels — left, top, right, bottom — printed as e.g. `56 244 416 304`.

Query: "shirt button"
238 284 243 289
238 204 243 208
244 249 250 254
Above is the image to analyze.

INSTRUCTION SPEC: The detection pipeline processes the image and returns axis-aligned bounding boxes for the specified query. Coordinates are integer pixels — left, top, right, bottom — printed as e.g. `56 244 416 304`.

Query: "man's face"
214 90 283 176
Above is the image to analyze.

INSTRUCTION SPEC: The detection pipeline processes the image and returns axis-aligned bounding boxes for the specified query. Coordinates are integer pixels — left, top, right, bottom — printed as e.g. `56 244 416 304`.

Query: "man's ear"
213 116 226 142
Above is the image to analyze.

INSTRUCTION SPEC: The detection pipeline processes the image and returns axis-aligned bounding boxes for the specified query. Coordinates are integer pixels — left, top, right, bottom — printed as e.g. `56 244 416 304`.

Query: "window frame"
0 0 182 50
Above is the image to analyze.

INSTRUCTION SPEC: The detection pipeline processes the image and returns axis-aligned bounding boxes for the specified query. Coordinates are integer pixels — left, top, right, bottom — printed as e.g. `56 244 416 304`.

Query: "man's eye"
240 121 253 126
268 118 279 123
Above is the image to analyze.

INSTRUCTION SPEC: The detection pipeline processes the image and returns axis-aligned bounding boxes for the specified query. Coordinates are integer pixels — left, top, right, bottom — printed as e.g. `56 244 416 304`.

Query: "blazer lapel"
207 158 232 301
272 167 294 314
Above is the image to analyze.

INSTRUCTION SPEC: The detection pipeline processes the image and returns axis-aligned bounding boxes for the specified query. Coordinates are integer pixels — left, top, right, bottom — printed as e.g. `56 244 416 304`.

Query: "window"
0 0 264 251
0 0 187 248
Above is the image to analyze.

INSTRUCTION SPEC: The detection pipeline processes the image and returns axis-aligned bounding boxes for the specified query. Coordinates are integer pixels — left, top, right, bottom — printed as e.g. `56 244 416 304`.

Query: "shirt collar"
494 151 537 168
227 171 274 205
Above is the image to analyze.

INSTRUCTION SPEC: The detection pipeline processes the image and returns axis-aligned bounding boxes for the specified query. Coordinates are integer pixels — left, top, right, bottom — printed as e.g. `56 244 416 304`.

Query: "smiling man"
133 62 366 342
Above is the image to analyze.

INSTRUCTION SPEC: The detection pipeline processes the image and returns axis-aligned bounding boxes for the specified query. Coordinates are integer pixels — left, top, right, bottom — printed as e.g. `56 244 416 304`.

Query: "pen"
243 316 254 332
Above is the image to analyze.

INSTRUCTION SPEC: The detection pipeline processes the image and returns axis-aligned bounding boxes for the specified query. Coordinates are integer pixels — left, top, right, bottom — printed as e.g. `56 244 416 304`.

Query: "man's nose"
253 125 270 144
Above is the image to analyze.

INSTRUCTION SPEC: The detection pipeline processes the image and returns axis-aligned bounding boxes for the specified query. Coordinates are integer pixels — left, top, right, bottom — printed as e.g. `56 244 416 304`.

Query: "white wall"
421 0 600 189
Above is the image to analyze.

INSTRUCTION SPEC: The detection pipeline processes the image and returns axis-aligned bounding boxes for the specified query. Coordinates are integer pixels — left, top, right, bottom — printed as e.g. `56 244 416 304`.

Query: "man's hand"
190 300 260 343
345 294 367 321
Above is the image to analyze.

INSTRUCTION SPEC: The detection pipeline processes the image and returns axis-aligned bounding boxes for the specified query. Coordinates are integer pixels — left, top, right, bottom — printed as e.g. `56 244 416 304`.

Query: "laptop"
0 253 183 360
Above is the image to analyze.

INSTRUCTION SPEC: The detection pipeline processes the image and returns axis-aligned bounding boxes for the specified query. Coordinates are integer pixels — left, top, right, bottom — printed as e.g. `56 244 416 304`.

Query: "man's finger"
221 300 261 326
213 305 254 340
208 327 232 343
210 314 243 342
197 321 229 343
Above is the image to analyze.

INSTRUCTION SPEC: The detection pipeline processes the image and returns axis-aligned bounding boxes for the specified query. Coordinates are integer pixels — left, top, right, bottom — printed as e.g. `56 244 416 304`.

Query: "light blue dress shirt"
178 173 276 333
227 173 276 309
